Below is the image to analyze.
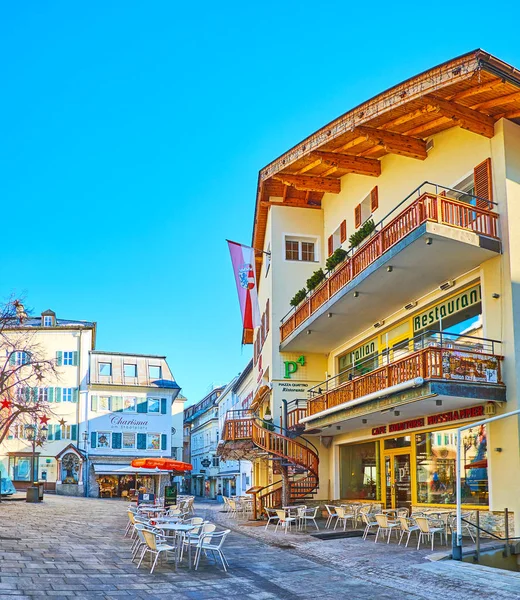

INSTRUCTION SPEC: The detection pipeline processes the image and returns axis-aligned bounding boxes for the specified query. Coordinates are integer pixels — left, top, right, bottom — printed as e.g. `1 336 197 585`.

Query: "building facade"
186 387 224 498
220 50 520 534
0 309 95 494
84 351 182 498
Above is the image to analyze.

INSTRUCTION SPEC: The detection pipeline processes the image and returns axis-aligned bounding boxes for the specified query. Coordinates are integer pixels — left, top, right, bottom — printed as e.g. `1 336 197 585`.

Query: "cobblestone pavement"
0 496 518 599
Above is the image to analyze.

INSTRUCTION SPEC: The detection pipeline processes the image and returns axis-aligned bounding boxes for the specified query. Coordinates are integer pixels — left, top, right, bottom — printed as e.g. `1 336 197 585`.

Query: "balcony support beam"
354 126 427 160
272 173 341 194
423 95 496 138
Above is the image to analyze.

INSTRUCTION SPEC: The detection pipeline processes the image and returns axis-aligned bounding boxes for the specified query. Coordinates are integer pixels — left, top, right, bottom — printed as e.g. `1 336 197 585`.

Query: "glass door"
384 452 412 510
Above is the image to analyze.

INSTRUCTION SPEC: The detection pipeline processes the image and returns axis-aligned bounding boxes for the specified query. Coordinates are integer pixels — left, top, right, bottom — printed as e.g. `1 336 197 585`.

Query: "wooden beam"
297 159 322 175
405 116 451 137
260 200 321 210
272 173 341 194
450 80 505 101
472 90 520 111
355 125 427 160
311 151 381 176
502 109 520 120
424 94 495 138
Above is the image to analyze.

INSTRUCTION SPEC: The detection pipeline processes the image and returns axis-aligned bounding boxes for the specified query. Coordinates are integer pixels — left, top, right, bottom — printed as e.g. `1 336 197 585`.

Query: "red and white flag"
227 240 261 330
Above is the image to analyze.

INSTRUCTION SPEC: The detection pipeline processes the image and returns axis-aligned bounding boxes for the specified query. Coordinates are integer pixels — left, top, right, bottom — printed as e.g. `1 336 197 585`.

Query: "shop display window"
415 425 488 506
339 441 381 500
123 433 135 449
123 398 136 412
9 456 34 481
146 433 161 450
384 436 411 450
97 432 111 448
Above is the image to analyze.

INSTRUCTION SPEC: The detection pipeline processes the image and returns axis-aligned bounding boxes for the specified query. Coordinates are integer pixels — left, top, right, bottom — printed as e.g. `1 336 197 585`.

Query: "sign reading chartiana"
413 285 481 331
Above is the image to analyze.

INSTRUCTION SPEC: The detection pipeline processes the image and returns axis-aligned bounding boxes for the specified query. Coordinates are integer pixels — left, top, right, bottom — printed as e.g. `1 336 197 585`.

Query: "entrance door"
384 452 412 510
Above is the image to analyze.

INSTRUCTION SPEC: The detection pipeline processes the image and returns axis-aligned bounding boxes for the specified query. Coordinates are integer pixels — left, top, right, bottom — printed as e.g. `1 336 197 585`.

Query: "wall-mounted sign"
283 355 306 379
110 415 149 432
442 352 498 383
201 459 211 468
371 405 485 436
413 285 481 332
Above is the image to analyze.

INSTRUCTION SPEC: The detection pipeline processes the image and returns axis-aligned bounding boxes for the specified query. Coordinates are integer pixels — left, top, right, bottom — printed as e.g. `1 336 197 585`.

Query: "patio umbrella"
131 458 193 471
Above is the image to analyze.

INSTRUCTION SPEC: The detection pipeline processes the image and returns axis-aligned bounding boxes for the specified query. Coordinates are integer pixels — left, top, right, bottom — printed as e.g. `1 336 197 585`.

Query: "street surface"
0 496 519 599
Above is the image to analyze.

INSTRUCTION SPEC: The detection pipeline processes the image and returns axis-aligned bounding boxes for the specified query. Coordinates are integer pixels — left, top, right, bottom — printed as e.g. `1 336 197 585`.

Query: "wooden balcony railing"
280 192 499 342
307 346 503 418
287 407 308 429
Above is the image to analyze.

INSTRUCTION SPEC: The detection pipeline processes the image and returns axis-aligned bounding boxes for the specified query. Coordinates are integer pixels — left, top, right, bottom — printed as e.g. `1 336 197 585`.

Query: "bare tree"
0 298 58 446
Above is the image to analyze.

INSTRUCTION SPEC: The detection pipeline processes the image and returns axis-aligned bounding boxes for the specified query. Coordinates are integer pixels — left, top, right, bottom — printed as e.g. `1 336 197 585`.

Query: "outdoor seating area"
124 495 231 574
221 495 253 519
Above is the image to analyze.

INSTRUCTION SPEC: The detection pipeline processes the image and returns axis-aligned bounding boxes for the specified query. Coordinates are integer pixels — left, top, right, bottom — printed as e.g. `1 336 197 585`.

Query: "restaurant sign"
371 405 485 436
413 284 481 332
442 352 498 383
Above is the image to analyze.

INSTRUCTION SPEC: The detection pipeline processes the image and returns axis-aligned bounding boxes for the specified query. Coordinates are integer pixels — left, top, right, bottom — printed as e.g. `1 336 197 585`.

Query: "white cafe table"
157 523 197 569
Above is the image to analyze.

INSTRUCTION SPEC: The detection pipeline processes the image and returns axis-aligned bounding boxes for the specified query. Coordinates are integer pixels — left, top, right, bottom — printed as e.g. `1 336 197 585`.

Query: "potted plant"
306 269 325 291
326 248 348 272
349 219 376 251
290 288 307 307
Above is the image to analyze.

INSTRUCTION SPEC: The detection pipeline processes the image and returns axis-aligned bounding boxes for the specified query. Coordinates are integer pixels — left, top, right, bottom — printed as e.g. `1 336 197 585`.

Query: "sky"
1 1 518 405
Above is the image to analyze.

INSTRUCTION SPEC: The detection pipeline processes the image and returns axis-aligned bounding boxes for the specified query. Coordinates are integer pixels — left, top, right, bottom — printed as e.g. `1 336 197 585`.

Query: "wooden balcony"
280 192 499 343
307 345 503 419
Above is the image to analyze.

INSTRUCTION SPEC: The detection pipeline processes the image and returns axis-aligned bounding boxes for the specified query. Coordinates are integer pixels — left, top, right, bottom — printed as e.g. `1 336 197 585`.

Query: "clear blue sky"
1 2 518 405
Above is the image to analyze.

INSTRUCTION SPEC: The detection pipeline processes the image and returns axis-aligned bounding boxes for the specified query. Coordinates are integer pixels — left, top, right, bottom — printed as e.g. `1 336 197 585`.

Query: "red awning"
131 458 193 471
464 459 488 470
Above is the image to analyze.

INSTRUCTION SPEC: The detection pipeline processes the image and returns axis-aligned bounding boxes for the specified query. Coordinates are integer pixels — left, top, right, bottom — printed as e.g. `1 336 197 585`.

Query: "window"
38 388 48 403
97 432 111 448
285 237 316 262
123 432 135 449
99 397 111 411
14 352 29 366
43 316 53 327
123 397 136 412
9 456 34 481
149 365 161 380
212 456 219 468
124 364 137 378
415 425 488 506
147 433 161 450
63 352 74 366
61 425 71 439
62 388 73 403
148 398 160 414
339 441 381 500
99 362 112 376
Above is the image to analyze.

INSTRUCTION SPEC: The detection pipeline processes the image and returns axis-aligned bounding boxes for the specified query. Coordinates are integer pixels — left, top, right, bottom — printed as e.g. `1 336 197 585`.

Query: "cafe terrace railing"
280 183 499 342
306 344 503 419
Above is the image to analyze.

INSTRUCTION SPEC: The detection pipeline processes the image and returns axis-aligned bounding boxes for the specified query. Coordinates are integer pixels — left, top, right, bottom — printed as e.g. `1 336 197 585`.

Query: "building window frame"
124 364 137 378
283 234 319 263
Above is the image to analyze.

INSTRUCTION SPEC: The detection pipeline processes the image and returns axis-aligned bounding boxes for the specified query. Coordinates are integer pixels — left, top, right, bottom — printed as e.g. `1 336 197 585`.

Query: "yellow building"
220 50 520 533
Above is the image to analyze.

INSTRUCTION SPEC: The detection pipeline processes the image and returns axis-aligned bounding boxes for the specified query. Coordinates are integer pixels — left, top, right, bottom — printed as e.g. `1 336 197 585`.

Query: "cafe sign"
371 405 485 436
413 284 481 332
110 415 149 432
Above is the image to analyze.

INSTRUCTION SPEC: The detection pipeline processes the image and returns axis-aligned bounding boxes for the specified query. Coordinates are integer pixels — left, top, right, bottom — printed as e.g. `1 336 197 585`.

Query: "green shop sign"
413 285 481 332
283 355 306 379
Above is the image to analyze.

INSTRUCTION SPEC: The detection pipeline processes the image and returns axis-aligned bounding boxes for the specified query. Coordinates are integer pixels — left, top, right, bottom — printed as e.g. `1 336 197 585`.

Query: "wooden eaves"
243 49 520 344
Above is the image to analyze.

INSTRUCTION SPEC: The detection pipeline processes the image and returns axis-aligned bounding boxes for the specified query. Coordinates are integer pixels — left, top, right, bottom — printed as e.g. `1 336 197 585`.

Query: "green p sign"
283 355 306 379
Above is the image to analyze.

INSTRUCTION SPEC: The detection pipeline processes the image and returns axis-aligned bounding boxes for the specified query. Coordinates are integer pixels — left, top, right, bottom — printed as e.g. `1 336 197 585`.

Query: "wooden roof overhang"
244 50 520 344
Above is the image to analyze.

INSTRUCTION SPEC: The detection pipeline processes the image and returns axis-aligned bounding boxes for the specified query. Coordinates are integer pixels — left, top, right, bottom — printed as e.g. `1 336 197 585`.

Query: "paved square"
0 496 519 599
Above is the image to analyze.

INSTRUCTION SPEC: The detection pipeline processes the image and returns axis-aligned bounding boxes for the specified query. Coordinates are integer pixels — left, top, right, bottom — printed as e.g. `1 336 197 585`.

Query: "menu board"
442 351 498 383
164 485 178 508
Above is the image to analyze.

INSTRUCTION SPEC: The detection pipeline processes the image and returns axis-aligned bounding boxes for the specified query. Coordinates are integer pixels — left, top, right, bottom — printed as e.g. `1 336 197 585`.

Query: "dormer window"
41 310 56 327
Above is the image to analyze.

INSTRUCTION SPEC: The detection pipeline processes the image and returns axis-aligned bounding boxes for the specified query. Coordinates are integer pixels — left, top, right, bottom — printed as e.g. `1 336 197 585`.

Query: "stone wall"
56 483 85 497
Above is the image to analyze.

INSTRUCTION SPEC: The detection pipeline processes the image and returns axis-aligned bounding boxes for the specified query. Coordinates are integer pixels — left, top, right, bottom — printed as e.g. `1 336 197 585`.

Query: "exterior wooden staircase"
222 410 319 512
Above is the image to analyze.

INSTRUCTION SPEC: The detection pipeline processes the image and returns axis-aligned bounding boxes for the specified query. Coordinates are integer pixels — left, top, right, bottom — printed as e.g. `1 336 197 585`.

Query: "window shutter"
474 158 493 209
112 396 123 412
91 395 98 411
48 387 54 403
25 387 30 402
47 425 54 441
161 398 167 415
72 388 79 403
340 220 347 244
9 353 15 366
56 351 63 367
137 400 147 414
91 431 97 448
71 425 77 441
355 204 362 228
112 432 122 449
370 186 379 212
137 433 147 450
266 299 270 333
55 426 62 441
73 351 79 366
161 434 167 451
327 235 333 257
55 388 62 403
7 430 13 440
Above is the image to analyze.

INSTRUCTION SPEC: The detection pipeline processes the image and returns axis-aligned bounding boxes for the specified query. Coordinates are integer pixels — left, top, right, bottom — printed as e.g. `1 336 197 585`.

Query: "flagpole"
226 239 271 256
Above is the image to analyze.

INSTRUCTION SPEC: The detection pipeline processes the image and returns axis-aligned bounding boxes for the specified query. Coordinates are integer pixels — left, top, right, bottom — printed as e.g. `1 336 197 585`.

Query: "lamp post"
25 421 48 484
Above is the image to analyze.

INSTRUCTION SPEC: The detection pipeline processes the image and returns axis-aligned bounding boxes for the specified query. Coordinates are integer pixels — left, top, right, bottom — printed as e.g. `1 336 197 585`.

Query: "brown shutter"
355 204 362 228
266 299 270 334
370 186 379 212
327 235 333 257
340 220 347 243
474 158 493 209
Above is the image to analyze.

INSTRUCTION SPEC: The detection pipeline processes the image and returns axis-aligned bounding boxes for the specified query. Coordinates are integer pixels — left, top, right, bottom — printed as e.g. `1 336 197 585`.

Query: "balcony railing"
222 410 254 441
306 331 503 419
280 182 499 342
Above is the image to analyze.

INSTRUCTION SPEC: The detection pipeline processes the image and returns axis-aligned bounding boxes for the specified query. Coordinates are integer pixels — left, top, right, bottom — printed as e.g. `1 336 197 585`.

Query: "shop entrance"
384 451 412 510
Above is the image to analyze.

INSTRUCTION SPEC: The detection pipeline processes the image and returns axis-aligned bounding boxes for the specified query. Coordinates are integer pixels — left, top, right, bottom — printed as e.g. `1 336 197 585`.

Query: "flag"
227 240 261 330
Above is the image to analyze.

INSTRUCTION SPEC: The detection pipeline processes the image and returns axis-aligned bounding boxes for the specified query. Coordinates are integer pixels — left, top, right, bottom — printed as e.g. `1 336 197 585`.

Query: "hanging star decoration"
35 439 44 447
0 399 12 410
58 418 67 427
39 414 50 426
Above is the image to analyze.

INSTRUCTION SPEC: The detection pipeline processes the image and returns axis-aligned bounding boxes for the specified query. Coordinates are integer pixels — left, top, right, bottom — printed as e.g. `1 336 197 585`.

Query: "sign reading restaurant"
371 405 485 436
413 284 481 331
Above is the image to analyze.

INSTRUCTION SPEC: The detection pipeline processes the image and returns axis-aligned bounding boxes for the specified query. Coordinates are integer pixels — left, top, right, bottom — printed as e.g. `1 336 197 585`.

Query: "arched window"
61 453 80 484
